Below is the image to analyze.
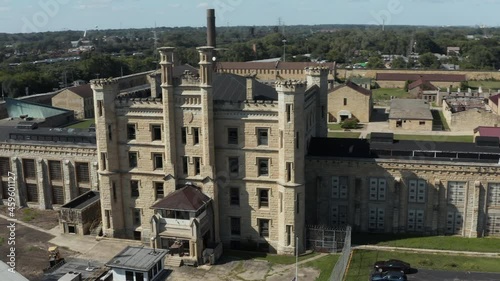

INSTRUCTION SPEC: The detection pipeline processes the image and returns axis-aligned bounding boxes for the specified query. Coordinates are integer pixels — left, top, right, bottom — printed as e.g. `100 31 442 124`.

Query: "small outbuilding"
59 191 101 235
389 99 433 131
105 246 168 281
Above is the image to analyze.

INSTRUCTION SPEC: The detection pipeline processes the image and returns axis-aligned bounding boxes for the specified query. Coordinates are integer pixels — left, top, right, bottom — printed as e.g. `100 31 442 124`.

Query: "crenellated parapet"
91 78 118 87
305 66 329 76
275 80 307 92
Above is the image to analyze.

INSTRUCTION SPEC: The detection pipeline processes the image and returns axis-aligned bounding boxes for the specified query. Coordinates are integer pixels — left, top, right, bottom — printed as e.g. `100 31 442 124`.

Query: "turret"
305 67 329 138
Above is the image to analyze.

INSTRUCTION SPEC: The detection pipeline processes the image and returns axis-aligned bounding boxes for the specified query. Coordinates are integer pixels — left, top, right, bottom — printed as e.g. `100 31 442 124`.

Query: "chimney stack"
207 9 216 48
246 75 254 101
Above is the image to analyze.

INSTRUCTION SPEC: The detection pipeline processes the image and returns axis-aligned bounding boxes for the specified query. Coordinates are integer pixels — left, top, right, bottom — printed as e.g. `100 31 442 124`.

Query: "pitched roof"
489 93 500 105
408 79 438 91
151 185 211 211
212 73 277 102
376 73 466 82
474 126 500 139
330 81 372 96
66 84 93 98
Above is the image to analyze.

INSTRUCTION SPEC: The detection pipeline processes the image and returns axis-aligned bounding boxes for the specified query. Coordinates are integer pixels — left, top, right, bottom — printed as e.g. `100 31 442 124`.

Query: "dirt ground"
0 206 60 230
0 208 74 281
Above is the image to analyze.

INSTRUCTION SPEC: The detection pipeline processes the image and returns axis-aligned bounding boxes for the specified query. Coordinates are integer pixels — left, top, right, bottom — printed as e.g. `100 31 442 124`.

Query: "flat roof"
61 191 99 210
0 126 96 146
389 99 433 120
106 246 168 271
0 261 29 281
308 137 500 164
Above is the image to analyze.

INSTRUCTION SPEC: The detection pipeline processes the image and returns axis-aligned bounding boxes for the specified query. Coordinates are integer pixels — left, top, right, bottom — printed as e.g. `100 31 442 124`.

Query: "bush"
341 118 359 129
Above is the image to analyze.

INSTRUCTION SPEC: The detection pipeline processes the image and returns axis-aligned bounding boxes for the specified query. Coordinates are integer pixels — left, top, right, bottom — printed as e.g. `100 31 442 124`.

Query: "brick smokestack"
207 9 216 48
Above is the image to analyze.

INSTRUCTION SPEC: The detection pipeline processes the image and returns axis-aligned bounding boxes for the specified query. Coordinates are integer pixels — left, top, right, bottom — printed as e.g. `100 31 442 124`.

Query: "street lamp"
282 39 287 62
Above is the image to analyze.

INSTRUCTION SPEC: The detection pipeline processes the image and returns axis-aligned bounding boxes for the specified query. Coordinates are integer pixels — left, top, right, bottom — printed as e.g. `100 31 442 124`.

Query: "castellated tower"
91 78 125 238
305 67 329 138
276 80 307 254
158 47 178 194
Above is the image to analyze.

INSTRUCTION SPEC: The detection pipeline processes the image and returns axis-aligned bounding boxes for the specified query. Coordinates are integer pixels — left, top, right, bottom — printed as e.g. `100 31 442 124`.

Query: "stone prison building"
1 47 500 264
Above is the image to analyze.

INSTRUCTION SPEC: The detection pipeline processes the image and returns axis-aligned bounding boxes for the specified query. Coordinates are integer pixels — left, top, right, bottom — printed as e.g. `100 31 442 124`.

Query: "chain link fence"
329 226 352 281
306 225 349 253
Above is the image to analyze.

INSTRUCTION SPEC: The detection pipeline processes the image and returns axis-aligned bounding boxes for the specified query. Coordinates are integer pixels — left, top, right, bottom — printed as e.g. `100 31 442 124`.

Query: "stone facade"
305 157 500 237
442 101 500 131
0 143 98 210
52 90 93 120
91 47 329 256
388 119 433 131
328 83 372 123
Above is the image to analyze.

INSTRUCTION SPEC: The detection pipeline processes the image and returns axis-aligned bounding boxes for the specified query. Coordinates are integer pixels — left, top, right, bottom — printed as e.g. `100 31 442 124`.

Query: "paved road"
408 269 500 281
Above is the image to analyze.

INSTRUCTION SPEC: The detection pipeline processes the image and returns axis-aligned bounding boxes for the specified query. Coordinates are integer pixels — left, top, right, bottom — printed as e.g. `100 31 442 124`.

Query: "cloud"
197 2 209 9
0 6 10 11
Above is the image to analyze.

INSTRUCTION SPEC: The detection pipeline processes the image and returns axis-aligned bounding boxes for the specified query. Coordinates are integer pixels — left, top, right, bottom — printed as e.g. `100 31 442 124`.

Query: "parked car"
370 271 407 281
373 259 411 273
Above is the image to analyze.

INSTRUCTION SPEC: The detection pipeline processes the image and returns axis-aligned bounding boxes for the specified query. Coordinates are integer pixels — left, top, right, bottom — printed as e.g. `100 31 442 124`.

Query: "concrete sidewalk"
353 245 500 258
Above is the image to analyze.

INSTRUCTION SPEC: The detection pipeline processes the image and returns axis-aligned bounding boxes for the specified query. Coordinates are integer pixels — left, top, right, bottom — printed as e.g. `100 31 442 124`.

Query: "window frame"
230 217 241 236
230 187 240 206
257 158 269 177
151 124 162 141
131 180 140 198
153 153 163 170
257 128 269 146
128 151 138 168
258 219 270 238
127 124 136 140
228 127 239 145
258 188 269 208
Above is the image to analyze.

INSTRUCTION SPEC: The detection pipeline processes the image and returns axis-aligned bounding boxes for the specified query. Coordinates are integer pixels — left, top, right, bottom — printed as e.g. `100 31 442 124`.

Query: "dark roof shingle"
66 84 93 98
489 93 500 106
330 81 372 96
151 185 211 211
376 73 466 82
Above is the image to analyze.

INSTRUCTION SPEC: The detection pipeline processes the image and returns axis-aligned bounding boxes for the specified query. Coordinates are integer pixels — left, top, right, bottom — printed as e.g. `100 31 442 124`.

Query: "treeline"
1 25 500 98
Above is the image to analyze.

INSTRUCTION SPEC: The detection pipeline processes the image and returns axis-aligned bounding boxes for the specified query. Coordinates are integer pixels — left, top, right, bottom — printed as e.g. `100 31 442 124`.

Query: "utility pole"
282 39 287 62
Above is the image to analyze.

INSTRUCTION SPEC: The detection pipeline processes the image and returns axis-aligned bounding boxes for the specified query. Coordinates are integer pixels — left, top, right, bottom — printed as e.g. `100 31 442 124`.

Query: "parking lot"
408 269 500 281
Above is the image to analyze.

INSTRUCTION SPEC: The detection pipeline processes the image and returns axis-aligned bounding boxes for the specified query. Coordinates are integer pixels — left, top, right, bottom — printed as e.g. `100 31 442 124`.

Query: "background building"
328 81 372 123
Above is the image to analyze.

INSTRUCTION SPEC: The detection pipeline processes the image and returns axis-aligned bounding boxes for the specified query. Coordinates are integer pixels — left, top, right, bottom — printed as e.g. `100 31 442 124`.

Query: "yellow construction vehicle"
48 246 65 268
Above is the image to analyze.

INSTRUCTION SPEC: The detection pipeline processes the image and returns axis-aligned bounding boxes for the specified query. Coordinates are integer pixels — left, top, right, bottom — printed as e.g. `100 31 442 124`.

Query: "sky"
0 0 500 33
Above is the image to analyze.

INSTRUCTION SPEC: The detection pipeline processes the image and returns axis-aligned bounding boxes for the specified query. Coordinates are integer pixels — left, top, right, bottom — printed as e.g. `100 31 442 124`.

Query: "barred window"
26 184 38 203
52 186 64 205
0 157 10 176
48 161 62 181
76 162 90 183
23 159 36 179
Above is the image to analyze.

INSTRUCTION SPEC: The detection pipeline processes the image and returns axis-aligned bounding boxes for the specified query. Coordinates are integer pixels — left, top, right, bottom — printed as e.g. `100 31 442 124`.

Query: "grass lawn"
302 254 340 281
21 208 38 222
328 123 343 130
328 132 361 138
394 134 473 143
223 250 320 265
468 80 500 91
352 232 500 253
66 119 95 129
0 237 4 246
373 88 410 101
345 249 500 281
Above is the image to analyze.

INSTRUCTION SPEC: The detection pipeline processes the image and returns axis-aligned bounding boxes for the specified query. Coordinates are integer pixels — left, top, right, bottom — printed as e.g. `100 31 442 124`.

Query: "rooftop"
213 73 277 101
61 191 99 210
217 61 335 71
408 79 438 91
5 97 71 119
0 125 96 146
389 99 433 120
61 84 93 99
376 73 466 82
489 93 500 106
151 184 211 212
0 261 29 281
474 126 500 139
105 246 168 271
444 97 486 113
330 81 372 96
308 137 500 164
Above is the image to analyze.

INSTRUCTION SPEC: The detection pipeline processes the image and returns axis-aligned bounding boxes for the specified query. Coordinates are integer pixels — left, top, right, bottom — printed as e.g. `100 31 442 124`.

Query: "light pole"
282 39 287 62
295 236 299 281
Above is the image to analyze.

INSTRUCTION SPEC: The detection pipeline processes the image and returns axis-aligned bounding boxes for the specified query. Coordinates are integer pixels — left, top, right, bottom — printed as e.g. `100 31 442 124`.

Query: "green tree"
367 56 385 69
419 53 440 69
391 57 407 69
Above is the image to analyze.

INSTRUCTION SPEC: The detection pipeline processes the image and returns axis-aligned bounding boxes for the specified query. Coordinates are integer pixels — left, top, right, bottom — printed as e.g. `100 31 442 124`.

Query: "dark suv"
373 259 411 273
370 271 408 281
